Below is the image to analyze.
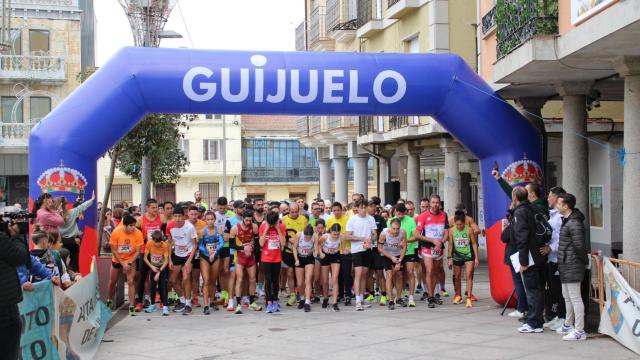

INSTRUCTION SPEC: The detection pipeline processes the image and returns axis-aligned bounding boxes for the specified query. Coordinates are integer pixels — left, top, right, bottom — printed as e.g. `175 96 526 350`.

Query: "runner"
388 203 417 307
326 202 351 305
414 194 449 308
108 215 143 316
367 200 386 306
448 203 482 302
292 225 317 312
378 218 407 310
187 206 206 307
318 223 343 312
214 196 234 306
223 201 244 311
143 230 170 316
447 211 479 308
199 211 224 314
312 218 326 304
259 211 286 313
282 203 308 306
252 198 266 299
166 206 198 315
229 209 262 314
135 198 163 311
345 200 377 311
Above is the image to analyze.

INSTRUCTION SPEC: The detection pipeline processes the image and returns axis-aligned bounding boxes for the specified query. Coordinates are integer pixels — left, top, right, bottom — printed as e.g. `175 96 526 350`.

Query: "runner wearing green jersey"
447 211 479 308
388 203 417 307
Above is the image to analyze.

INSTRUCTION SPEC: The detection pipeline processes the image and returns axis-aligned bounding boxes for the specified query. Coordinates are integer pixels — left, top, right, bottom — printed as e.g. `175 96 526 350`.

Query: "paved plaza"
96 266 636 360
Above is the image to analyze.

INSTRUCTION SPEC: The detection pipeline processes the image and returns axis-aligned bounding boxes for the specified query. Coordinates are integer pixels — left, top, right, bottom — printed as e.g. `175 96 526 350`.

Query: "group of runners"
106 193 481 316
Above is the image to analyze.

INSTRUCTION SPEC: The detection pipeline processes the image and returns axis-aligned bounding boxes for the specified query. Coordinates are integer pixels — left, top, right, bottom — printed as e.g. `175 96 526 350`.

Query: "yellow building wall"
449 0 479 69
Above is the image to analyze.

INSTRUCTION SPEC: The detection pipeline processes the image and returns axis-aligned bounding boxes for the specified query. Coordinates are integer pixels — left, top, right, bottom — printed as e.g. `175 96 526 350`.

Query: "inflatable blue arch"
29 47 543 304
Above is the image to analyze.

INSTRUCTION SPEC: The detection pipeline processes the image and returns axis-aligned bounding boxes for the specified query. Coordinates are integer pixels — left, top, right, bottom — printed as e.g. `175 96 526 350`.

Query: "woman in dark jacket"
556 193 588 341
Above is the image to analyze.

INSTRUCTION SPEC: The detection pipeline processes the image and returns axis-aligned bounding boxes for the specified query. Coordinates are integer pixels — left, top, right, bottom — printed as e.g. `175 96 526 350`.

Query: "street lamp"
158 30 183 39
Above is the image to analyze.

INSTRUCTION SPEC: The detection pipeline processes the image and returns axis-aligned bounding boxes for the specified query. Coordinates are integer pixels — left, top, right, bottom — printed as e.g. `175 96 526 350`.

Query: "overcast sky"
95 1 305 66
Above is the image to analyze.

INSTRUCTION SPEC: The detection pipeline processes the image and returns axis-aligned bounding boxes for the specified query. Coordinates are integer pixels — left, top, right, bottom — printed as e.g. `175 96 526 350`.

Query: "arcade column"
348 141 369 199
441 138 461 216
330 143 349 204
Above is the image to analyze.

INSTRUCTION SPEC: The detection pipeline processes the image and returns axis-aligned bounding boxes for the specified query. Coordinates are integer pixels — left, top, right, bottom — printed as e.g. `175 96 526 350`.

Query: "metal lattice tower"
118 0 177 47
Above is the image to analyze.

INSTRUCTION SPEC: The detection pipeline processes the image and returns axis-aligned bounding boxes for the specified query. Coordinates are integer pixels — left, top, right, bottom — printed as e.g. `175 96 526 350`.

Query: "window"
590 186 604 228
406 35 419 54
29 97 51 122
205 114 212 119
29 30 50 53
199 183 219 205
1 97 22 123
10 29 21 54
214 114 222 120
111 184 132 207
241 139 319 182
155 184 176 204
180 139 190 162
203 139 220 161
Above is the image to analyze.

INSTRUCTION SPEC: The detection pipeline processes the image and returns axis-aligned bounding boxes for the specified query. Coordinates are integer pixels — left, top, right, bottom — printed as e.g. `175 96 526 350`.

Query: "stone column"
353 156 369 199
614 56 640 260
441 138 461 216
333 158 348 204
406 152 421 205
378 157 390 204
318 159 332 201
557 81 592 248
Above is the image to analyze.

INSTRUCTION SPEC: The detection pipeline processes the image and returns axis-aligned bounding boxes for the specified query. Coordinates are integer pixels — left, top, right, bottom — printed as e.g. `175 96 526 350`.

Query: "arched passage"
29 47 543 304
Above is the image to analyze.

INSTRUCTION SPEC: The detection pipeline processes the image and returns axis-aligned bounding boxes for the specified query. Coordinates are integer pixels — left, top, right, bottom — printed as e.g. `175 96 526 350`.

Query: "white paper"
510 251 534 273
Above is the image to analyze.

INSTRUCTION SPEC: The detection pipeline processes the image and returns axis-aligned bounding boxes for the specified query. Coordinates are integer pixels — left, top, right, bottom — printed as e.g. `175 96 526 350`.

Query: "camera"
0 207 35 236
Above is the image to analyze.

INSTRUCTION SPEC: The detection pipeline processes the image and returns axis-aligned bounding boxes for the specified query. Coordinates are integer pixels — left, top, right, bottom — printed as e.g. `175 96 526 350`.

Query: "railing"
358 115 376 136
325 0 341 34
590 255 640 315
496 0 558 59
357 0 375 28
296 116 308 137
388 0 400 8
242 167 319 183
0 122 35 144
0 54 66 81
389 115 409 130
309 116 322 135
11 0 79 9
482 6 497 34
295 21 306 51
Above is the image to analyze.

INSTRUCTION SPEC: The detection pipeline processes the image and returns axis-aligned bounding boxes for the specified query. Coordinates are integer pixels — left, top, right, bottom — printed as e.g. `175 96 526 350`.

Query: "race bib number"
324 243 339 254
299 247 311 256
455 239 468 248
118 244 131 254
432 248 441 257
174 244 189 257
206 243 216 252
150 254 163 264
268 237 280 250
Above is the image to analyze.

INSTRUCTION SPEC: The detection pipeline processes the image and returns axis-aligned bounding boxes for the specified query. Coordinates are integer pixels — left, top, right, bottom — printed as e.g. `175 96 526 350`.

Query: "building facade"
478 0 635 258
0 0 94 208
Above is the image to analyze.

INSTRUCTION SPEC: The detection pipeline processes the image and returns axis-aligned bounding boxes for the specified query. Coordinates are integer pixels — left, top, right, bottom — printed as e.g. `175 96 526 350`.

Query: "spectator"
33 193 65 234
17 255 58 290
555 193 588 341
0 226 30 360
59 191 95 272
195 191 209 211
542 187 567 330
112 206 125 228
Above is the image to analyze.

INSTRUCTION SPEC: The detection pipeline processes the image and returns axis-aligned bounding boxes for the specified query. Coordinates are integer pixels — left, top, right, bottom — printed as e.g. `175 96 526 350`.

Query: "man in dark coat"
511 187 547 333
555 193 588 341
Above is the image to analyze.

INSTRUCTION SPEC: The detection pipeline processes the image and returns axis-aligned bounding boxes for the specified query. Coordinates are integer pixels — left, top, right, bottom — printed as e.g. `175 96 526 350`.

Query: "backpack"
529 205 552 246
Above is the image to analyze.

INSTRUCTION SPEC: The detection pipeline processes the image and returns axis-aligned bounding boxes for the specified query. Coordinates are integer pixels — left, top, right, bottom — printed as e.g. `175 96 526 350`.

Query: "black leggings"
62 236 80 272
137 257 150 303
150 268 169 306
263 261 281 302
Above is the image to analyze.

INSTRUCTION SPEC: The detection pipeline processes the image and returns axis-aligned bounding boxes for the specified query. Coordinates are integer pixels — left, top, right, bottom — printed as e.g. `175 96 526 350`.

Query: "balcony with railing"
296 116 308 137
496 0 558 59
295 21 306 51
0 54 66 83
308 5 335 51
326 0 357 43
0 122 35 147
357 115 444 144
309 115 323 136
482 5 497 35
386 0 420 20
357 0 383 38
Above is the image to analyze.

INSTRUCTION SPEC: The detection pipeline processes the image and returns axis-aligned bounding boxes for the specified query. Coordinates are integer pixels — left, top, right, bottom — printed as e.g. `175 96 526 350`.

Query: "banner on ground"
599 257 640 355
18 281 57 360
17 258 112 360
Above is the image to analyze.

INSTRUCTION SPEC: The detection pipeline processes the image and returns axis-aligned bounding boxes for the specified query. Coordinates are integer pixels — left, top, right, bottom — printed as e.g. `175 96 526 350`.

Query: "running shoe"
143 299 150 308
543 317 563 329
408 299 416 307
440 289 449 297
249 302 262 311
226 303 235 312
192 298 201 308
563 329 587 341
453 295 463 304
144 304 157 313
106 300 113 310
379 295 387 306
274 302 281 312
465 298 472 308
266 303 273 314
416 284 424 293
242 296 250 307
322 298 329 309
356 302 364 311
518 323 543 333
396 298 407 307
162 306 170 316
209 303 219 312
556 324 573 335
204 305 211 315
312 296 321 304
287 293 297 306
304 303 311 312
434 294 443 305
234 304 243 314
464 291 478 302
420 292 429 301
134 303 143 312
297 299 305 310
183 305 192 315
364 294 375 303
388 301 395 310
173 303 186 312
508 310 524 318
427 297 436 309
129 306 136 316
344 297 352 306
332 303 340 312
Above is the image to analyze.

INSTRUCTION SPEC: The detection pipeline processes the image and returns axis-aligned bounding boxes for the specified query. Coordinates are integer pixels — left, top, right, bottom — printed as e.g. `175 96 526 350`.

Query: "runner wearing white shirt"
166 207 198 315
345 200 377 311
